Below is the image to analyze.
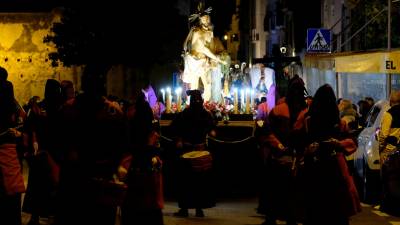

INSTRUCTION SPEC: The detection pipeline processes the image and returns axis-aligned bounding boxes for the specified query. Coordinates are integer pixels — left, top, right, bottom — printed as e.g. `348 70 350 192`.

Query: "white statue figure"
182 4 227 102
240 62 251 89
210 37 230 103
210 62 222 103
249 64 275 107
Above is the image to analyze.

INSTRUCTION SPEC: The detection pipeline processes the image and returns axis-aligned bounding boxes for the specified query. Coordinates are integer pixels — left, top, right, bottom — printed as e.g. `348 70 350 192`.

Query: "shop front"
304 50 400 103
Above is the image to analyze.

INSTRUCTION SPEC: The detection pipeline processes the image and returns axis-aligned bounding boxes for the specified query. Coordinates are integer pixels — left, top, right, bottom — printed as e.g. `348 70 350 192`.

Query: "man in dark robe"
171 90 217 217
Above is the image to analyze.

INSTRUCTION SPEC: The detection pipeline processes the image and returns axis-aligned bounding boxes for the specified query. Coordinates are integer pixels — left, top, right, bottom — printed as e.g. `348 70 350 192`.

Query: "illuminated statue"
209 34 230 103
182 4 227 102
249 64 276 110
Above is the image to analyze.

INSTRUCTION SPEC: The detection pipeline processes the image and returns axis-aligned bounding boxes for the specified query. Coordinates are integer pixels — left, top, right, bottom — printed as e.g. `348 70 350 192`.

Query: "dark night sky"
0 0 66 12
0 0 234 65
0 0 321 60
289 0 322 51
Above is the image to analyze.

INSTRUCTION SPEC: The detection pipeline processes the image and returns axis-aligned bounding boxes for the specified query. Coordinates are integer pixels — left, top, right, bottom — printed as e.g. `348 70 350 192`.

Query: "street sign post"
307 28 331 53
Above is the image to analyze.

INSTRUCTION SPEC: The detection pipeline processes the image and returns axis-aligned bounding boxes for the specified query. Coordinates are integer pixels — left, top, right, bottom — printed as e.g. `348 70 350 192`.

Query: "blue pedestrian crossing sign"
307 28 331 53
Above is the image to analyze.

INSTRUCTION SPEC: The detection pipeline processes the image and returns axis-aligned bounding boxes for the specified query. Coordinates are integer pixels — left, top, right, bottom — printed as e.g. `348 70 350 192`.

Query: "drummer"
170 89 217 218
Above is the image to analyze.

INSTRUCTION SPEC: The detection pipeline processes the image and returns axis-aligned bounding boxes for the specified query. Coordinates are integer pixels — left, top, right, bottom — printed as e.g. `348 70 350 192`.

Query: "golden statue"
182 4 227 102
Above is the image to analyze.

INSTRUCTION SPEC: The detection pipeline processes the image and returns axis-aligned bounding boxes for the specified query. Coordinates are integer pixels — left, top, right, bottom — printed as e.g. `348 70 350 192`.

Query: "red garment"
120 153 164 210
0 144 25 195
125 170 164 209
336 152 362 216
256 102 269 120
259 101 308 222
266 101 308 149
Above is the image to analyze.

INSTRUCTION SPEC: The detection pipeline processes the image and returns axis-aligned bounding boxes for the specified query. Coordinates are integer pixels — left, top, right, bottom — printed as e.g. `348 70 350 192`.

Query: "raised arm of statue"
190 29 226 65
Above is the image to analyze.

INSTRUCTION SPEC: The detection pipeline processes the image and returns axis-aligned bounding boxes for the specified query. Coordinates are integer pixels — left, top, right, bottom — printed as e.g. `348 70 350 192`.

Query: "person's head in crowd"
0 66 8 82
338 99 356 116
254 98 260 106
25 96 41 115
305 96 313 108
338 99 358 130
133 91 154 127
142 80 152 92
45 79 61 101
187 90 204 110
0 81 14 106
260 96 267 103
357 99 369 112
389 90 400 106
309 84 340 138
364 96 374 107
135 91 153 119
44 79 62 113
60 80 75 102
0 81 16 126
136 91 147 106
286 74 307 125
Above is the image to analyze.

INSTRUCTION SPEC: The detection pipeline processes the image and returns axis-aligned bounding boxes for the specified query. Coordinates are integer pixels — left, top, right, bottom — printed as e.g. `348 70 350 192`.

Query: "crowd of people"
0 64 219 225
254 76 400 225
0 65 162 225
1 61 400 225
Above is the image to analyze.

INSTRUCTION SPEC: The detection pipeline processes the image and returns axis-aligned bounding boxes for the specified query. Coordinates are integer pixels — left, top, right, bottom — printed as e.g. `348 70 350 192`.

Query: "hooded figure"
171 89 217 217
257 75 308 225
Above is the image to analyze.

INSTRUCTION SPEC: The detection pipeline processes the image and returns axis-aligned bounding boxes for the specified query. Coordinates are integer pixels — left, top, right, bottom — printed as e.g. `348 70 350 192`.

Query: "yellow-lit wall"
0 10 82 105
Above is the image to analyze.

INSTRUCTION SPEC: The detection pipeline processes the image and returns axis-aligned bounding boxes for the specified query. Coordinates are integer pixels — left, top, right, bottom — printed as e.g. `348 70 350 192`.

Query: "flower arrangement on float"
202 100 256 121
203 101 230 120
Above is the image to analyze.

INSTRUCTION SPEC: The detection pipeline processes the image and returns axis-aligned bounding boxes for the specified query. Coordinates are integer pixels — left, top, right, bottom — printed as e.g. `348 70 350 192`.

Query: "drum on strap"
181 150 213 172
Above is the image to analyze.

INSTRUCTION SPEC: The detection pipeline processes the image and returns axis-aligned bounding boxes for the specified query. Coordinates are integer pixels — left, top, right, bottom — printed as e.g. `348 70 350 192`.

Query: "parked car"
354 99 390 204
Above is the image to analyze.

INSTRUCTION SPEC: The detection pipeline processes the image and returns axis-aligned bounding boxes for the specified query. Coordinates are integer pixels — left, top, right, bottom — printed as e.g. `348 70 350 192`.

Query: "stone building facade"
0 9 82 105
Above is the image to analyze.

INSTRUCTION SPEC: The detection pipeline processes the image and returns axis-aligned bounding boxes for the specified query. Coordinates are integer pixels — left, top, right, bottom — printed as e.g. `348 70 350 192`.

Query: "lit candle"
241 89 245 112
251 89 255 109
166 87 172 113
223 75 230 97
160 88 165 103
233 88 238 114
245 88 250 114
175 88 182 112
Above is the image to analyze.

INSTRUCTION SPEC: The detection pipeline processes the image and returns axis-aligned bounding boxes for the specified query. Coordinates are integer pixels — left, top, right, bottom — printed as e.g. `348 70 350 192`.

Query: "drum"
181 150 213 172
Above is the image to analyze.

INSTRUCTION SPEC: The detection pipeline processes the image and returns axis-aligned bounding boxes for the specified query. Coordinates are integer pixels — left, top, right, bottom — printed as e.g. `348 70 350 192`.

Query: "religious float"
157 4 278 196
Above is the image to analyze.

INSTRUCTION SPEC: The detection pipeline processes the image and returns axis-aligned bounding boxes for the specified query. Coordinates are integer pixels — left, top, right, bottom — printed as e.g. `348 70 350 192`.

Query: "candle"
223 74 230 97
175 88 182 112
166 87 172 113
240 89 245 112
245 88 250 114
233 88 238 114
251 89 255 110
160 88 165 103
